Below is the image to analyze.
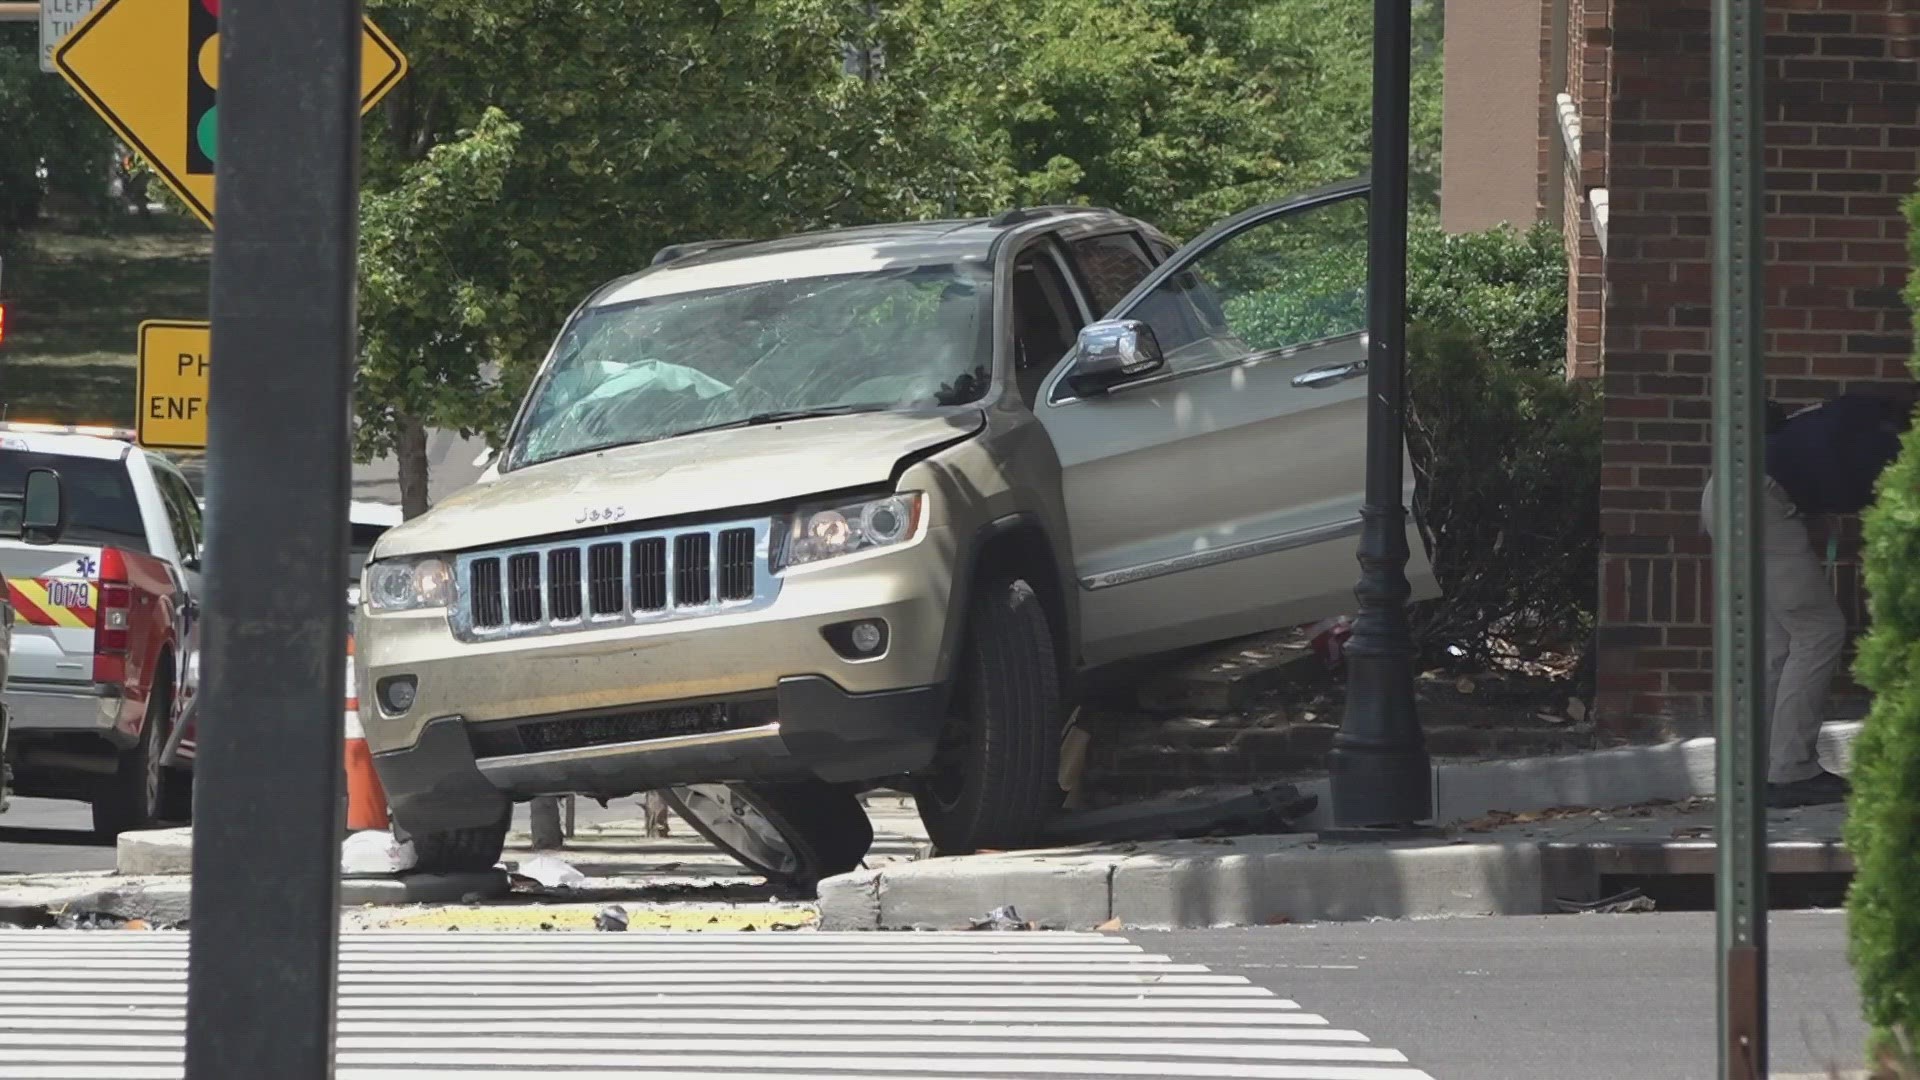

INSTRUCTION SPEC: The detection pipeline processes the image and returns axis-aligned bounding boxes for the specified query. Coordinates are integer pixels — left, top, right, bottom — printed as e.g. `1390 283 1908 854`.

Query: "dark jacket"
1766 392 1908 515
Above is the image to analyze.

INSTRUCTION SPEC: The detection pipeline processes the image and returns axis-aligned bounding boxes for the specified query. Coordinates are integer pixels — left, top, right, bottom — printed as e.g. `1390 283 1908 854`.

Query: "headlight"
774 492 924 571
363 556 454 612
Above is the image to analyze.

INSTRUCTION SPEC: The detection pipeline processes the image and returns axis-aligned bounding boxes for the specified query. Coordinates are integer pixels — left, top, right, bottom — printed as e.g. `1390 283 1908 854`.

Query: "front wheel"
915 573 1063 855
663 781 872 893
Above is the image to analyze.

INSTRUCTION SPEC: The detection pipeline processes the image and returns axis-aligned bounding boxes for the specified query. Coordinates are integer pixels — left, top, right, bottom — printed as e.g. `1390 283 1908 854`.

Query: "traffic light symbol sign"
186 0 216 175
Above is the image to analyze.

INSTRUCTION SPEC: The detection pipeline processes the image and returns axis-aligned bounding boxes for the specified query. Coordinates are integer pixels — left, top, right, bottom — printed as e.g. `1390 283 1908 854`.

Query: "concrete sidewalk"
818 722 1860 931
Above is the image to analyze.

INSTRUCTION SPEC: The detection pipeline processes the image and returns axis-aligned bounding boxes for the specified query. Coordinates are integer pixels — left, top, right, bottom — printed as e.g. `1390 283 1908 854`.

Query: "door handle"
1292 361 1367 389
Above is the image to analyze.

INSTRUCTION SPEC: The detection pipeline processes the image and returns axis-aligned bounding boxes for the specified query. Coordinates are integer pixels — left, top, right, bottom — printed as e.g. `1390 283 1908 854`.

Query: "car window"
508 261 994 470
153 468 199 563
1125 194 1368 378
0 449 149 553
1070 232 1155 315
1011 249 1084 407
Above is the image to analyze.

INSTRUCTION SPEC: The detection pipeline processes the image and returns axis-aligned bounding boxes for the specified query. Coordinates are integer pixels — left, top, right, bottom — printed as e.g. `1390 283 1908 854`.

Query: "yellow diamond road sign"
137 320 210 451
52 0 407 229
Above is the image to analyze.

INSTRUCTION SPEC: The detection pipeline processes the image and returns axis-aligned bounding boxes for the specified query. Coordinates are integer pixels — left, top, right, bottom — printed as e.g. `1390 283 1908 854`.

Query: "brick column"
1595 0 1919 736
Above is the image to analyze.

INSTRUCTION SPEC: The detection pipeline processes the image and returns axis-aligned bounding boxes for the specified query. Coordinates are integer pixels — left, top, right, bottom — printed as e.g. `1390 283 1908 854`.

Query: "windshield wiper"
669 404 892 440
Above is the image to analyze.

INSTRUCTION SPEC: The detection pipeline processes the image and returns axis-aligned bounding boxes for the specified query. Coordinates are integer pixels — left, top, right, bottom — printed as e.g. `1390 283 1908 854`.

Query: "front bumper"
374 678 947 835
357 523 963 835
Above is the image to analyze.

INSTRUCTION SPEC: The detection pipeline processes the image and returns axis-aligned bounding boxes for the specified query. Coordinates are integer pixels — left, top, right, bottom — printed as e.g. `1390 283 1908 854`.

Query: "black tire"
403 811 511 873
664 781 872 893
93 679 176 838
916 573 1062 854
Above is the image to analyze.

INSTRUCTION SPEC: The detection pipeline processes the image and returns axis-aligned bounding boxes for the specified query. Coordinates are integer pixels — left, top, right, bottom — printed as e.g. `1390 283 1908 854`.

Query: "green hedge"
1845 191 1920 1057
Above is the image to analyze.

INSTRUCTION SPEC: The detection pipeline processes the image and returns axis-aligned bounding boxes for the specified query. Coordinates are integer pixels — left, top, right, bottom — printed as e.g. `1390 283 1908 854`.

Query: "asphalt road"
0 796 113 875
1148 910 1866 1080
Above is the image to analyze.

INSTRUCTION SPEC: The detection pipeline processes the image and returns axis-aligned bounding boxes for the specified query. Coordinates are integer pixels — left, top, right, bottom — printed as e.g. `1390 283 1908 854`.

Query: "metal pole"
1711 0 1769 1071
1327 0 1432 829
184 0 361 1070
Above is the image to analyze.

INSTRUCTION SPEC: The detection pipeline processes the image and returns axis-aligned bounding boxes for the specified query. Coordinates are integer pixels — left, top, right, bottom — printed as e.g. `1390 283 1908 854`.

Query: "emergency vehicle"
0 466 68 814
0 423 202 836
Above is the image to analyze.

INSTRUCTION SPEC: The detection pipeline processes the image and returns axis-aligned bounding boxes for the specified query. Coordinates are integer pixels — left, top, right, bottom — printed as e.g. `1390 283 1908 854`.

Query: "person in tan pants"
1699 389 1911 808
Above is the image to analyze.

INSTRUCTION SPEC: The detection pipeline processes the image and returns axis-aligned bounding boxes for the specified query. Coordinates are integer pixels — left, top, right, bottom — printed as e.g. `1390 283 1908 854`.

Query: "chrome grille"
452 518 779 642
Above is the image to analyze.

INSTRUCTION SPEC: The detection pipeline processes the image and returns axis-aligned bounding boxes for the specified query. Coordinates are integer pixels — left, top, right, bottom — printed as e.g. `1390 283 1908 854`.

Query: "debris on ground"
593 904 630 932
1454 796 1711 834
1556 888 1657 915
340 830 418 876
968 905 1033 931
1042 781 1317 846
512 854 586 890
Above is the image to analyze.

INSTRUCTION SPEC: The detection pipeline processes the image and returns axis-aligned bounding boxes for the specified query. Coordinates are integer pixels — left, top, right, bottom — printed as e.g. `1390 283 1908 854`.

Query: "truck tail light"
94 548 132 684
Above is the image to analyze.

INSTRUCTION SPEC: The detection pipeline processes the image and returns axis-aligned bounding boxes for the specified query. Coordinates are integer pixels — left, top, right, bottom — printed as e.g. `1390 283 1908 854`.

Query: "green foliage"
1401 222 1596 663
0 25 118 247
1845 188 1920 1056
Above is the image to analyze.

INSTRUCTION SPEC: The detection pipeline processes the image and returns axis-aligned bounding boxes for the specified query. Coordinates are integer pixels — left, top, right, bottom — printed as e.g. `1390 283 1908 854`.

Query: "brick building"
1443 0 1920 736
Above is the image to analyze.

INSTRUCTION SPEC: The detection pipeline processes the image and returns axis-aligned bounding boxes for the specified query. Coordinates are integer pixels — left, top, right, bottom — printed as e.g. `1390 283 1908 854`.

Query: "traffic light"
186 0 217 176
0 302 9 349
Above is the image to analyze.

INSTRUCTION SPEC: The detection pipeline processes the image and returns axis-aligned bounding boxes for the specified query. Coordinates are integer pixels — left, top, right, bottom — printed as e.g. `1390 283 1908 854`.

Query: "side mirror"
21 468 66 546
1067 319 1165 397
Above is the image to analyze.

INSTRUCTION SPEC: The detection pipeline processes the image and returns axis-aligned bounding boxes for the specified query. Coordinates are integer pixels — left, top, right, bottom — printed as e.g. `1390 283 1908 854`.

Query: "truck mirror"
21 468 66 546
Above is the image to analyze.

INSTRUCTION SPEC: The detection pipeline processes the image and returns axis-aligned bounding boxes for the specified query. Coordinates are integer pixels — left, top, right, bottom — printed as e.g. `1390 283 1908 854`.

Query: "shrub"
1845 190 1920 1056
1403 219 1597 665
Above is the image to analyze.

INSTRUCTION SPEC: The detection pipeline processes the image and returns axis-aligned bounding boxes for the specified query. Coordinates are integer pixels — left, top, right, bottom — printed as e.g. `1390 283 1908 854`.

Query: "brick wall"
1595 0 1920 735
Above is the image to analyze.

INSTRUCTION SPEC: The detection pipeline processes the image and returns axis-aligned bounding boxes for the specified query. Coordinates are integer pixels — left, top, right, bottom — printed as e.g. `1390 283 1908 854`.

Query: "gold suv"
356 178 1436 877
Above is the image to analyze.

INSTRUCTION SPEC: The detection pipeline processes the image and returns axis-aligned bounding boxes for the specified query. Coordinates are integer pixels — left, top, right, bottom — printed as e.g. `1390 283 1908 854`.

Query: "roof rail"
0 420 137 442
650 238 757 267
987 205 1102 228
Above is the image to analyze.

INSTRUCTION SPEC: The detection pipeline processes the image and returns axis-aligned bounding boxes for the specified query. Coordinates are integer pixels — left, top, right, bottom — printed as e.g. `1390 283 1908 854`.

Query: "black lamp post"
1326 0 1433 830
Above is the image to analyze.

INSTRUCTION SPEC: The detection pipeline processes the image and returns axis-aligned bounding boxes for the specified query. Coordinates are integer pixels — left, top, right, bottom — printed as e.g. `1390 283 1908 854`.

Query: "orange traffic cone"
343 632 390 831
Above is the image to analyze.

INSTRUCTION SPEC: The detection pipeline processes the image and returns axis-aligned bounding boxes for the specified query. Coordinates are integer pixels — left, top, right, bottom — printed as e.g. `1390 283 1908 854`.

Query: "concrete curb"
816 722 1863 931
816 833 1853 931
1288 720 1860 831
0 869 512 927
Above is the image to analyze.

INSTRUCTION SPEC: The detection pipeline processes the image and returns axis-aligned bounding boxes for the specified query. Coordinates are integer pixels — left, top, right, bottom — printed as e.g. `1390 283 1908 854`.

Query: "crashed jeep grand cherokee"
356 178 1436 880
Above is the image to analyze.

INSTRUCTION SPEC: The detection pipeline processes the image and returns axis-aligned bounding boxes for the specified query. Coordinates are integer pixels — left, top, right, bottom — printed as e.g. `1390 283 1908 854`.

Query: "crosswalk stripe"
0 930 1431 1080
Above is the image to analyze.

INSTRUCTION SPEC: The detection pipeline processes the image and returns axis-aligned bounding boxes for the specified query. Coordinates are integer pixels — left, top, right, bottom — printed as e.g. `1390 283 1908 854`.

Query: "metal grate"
507 553 542 624
470 559 503 628
587 543 624 616
456 518 775 639
719 527 755 601
675 533 712 606
633 537 668 612
547 548 583 621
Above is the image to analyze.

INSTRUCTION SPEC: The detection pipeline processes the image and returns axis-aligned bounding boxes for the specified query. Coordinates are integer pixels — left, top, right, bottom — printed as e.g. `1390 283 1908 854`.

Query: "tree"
354 0 927 517
0 25 117 250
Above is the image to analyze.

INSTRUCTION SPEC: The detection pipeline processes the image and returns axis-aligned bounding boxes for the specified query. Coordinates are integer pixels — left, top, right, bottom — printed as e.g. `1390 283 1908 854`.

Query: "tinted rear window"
0 449 149 553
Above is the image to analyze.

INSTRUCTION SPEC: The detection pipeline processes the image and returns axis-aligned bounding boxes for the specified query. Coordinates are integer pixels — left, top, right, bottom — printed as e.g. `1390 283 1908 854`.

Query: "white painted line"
0 958 1208 974
0 1017 1367 1042
0 1047 1436 1080
0 969 1249 986
0 1004 1324 1024
0 1032 1409 1063
0 982 1283 1000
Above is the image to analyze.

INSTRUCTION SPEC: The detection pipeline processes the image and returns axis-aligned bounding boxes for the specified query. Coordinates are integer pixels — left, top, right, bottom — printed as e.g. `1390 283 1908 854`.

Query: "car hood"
371 409 985 558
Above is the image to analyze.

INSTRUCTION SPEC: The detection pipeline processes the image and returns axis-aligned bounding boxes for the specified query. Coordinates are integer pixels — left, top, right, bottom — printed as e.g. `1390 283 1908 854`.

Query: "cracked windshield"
509 258 992 469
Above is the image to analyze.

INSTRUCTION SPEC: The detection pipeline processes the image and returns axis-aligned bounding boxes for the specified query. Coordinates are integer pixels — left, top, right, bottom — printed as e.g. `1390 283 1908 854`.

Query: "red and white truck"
0 423 202 836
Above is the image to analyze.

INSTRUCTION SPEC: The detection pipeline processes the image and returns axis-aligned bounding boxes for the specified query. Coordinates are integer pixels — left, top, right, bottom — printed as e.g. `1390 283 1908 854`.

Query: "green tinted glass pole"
1711 0 1769 1072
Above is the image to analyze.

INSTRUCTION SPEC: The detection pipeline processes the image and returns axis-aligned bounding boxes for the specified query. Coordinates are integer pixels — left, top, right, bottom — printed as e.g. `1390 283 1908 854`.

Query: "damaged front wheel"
663 780 872 893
